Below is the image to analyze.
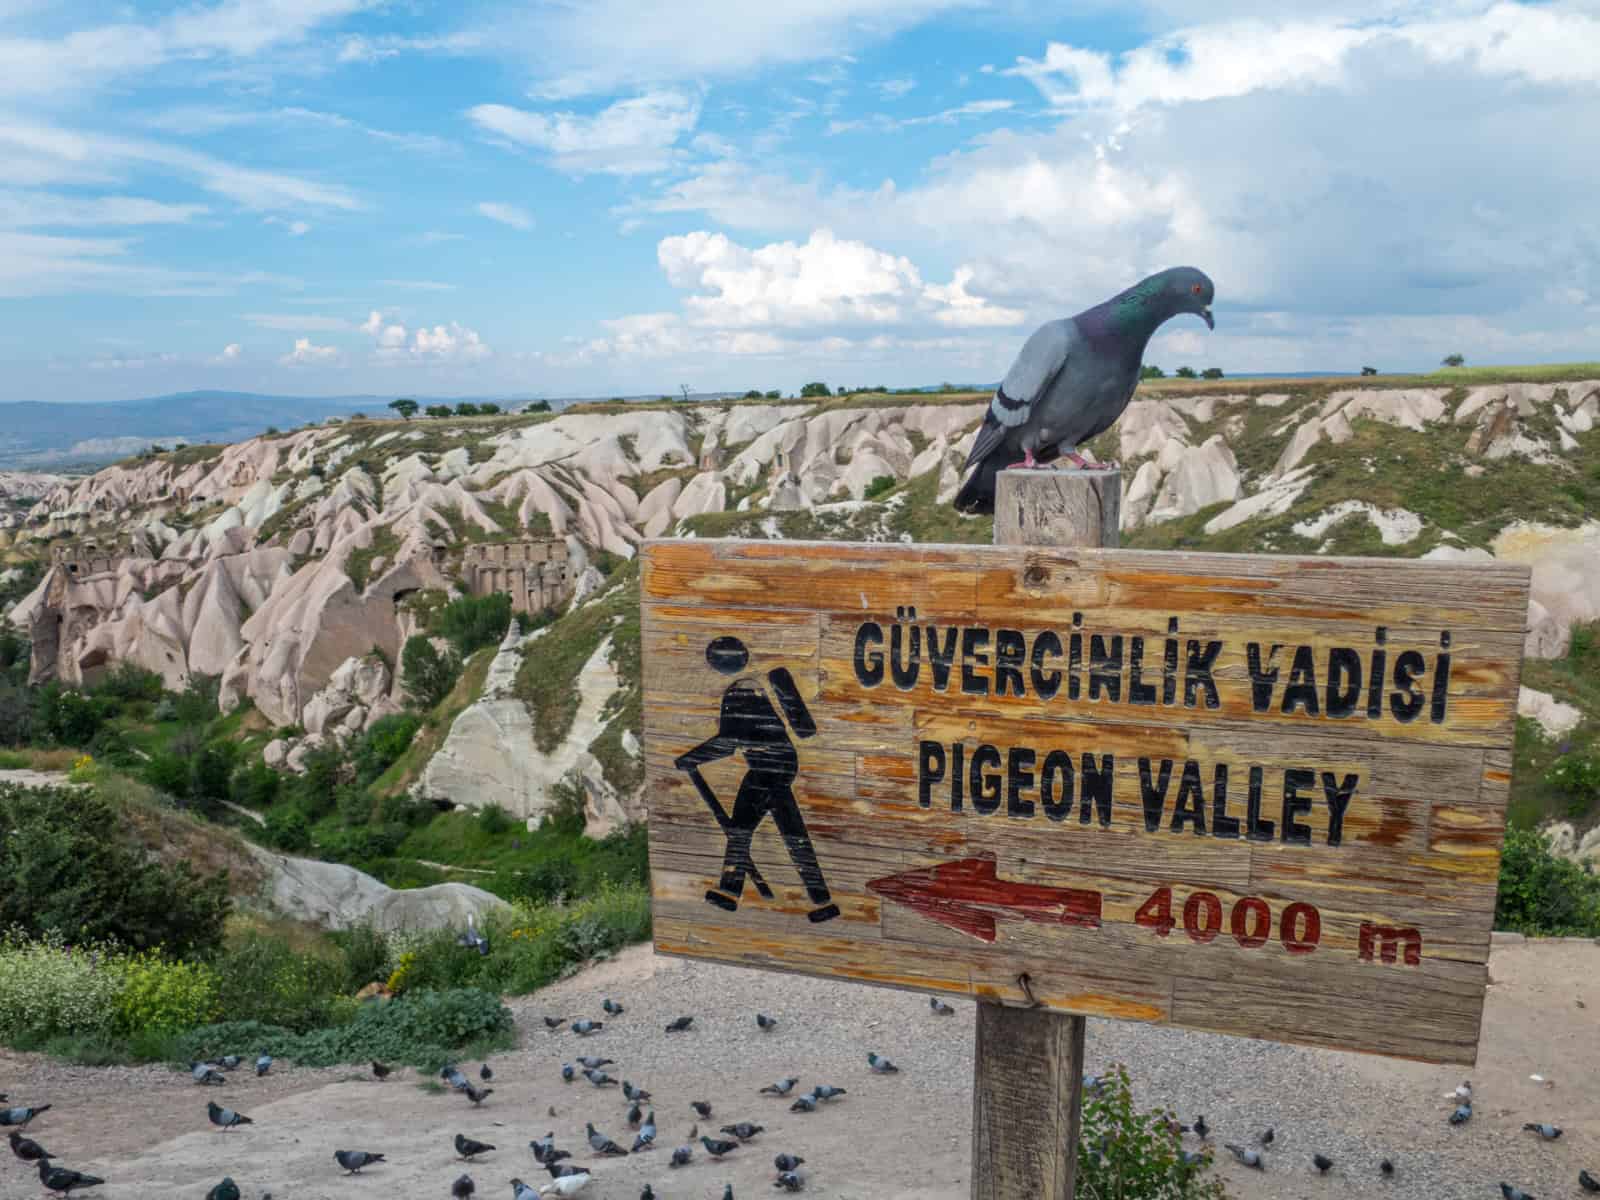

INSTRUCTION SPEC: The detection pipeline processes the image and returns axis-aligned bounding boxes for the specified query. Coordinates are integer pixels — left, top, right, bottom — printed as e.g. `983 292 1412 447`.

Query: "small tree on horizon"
455 402 480 416
425 404 452 417
800 381 831 398
389 398 419 420
1442 353 1465 368
1175 366 1198 379
1201 367 1224 380
1139 364 1165 380
1361 366 1379 376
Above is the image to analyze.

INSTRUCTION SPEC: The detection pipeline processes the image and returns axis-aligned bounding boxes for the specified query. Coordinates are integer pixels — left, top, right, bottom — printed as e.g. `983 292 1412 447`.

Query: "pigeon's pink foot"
1006 447 1044 469
1065 450 1117 471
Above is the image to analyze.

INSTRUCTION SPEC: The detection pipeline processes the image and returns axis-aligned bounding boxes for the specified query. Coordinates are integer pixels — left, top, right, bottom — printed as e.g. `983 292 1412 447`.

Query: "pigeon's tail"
954 454 1002 515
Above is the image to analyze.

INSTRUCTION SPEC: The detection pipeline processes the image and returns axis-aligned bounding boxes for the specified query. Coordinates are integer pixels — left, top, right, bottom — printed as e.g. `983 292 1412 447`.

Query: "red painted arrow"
865 855 1102 944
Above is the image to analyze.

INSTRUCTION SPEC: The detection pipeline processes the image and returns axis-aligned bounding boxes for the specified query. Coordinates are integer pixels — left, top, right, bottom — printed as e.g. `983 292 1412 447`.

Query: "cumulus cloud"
361 308 490 361
475 200 534 230
219 342 241 360
282 336 339 365
468 91 700 176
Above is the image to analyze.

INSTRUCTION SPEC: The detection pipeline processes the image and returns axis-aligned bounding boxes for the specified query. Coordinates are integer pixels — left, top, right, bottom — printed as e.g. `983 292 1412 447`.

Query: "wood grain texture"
973 1005 1085 1198
994 467 1120 548
642 535 1531 1066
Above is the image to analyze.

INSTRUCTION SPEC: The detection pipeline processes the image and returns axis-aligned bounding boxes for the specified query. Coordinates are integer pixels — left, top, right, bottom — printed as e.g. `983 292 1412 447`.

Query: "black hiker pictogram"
674 635 841 924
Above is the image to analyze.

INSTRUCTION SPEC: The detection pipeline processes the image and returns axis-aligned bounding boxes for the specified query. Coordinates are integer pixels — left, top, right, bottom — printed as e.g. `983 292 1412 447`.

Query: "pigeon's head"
1156 266 1215 329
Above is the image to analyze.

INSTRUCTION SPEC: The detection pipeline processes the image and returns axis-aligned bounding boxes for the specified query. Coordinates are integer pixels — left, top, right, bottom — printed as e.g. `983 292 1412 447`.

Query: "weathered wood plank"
643 536 1529 1065
973 1004 1086 1199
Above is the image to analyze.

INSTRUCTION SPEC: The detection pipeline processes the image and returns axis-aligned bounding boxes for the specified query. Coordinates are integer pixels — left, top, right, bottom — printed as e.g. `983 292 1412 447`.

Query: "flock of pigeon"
0 997 904 1197
5 998 1596 1197
1170 1076 1597 1199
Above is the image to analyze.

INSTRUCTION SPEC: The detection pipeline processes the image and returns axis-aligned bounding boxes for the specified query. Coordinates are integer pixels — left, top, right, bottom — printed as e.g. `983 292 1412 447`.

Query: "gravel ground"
0 939 1593 1199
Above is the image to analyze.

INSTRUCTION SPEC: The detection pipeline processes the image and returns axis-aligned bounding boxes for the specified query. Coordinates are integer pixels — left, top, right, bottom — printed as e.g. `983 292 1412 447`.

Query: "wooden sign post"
640 476 1530 1197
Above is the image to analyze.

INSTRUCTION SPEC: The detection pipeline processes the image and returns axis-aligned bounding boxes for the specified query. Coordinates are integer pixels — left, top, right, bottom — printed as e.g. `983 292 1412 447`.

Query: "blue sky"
2 0 1598 402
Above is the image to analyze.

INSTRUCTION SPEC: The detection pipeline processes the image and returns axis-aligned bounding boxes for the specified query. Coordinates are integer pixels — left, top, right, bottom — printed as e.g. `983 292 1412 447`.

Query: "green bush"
478 802 513 836
353 713 422 785
1077 1064 1225 1200
213 932 350 1032
174 674 221 724
433 593 512 657
263 805 312 852
329 925 392 992
1495 828 1600 936
33 685 107 746
114 950 221 1034
143 750 191 799
289 742 347 819
0 932 124 1044
94 662 165 704
864 474 897 500
231 759 281 809
0 680 33 745
0 784 230 957
402 635 461 708
1543 749 1600 819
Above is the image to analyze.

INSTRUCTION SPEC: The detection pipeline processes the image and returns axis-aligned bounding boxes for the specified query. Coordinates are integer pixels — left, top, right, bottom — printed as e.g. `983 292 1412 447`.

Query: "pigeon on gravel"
452 1174 476 1198
1 1103 51 1127
701 1135 739 1159
627 1102 643 1129
37 1159 105 1194
255 1053 272 1077
1186 1115 1209 1140
691 1100 713 1118
207 1101 253 1131
721 1123 764 1142
443 1065 470 1090
192 1063 227 1086
576 1056 614 1070
333 1150 385 1174
1500 1186 1535 1200
1178 1151 1208 1169
775 1154 806 1172
669 1145 693 1167
456 1133 495 1160
761 1078 800 1097
789 1095 817 1113
205 1178 240 1200
1523 1123 1562 1140
511 1180 540 1200
665 1016 695 1033
543 1017 566 1030
1381 1159 1395 1176
572 1020 603 1036
623 1081 652 1102
810 1085 846 1102
561 1064 576 1082
1313 1154 1334 1174
774 1172 804 1193
537 1173 592 1197
480 1064 493 1082
9 1131 51 1162
722 1186 735 1200
867 1053 898 1074
464 1083 493 1106
1449 1103 1473 1125
1579 1170 1600 1193
632 1112 657 1152
953 267 1216 514
929 997 955 1016
1452 1081 1472 1103
546 1162 591 1179
530 1134 569 1164
757 1014 778 1031
640 1187 655 1200
371 1061 391 1080
1224 1144 1264 1170
586 1123 628 1156
584 1070 619 1089
603 998 625 1015
219 1055 241 1071
1258 1128 1274 1146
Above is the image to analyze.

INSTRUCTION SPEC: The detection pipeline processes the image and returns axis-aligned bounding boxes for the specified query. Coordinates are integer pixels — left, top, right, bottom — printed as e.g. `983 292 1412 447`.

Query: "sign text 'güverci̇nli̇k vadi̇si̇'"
639 538 1531 1066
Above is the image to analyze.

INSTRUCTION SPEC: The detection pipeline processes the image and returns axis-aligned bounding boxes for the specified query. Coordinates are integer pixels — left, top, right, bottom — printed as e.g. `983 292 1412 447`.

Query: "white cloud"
336 31 482 64
828 97 1014 134
874 77 917 99
361 309 490 361
483 0 981 98
0 230 249 298
246 313 351 332
219 342 242 360
475 201 534 231
468 91 700 176
0 191 209 228
282 336 339 365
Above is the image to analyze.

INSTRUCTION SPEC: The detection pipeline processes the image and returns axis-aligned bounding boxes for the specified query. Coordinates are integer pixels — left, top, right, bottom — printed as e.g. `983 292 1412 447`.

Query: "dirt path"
0 939 1594 1199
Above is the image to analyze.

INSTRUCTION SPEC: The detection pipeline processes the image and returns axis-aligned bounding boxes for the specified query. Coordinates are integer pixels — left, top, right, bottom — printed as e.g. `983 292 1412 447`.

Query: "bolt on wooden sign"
641 539 1530 1065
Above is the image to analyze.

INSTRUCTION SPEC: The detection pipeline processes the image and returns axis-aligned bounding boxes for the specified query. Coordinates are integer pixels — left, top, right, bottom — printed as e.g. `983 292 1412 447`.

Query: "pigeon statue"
206 1178 241 1200
371 1061 392 1080
775 1154 806 1173
456 1133 495 1160
760 1078 800 1097
38 1159 105 1194
1 1104 51 1127
452 1174 476 1199
1523 1123 1562 1140
929 997 955 1016
207 1101 253 1131
756 1014 778 1031
954 267 1216 514
1224 1144 1264 1170
333 1149 385 1174
9 1131 51 1162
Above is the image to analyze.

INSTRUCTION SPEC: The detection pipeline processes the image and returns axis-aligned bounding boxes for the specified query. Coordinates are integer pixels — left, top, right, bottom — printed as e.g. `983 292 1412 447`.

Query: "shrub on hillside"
434 592 512 657
0 680 33 744
1543 749 1600 819
0 931 124 1044
262 804 312 852
1495 828 1600 936
0 784 230 957
94 662 165 704
231 759 282 809
114 951 221 1035
213 932 352 1032
402 634 461 709
864 474 897 500
289 741 347 819
352 712 422 785
32 684 108 746
1077 1064 1226 1200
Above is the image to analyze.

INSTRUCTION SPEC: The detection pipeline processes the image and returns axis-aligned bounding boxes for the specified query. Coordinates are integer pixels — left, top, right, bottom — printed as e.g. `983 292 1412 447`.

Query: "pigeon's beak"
1200 305 1214 330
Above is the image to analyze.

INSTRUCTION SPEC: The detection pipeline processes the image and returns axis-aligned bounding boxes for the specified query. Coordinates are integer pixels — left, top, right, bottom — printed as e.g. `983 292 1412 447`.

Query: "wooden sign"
641 539 1530 1065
